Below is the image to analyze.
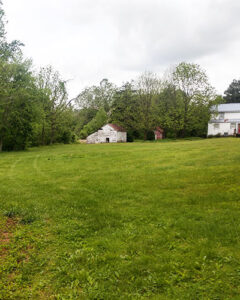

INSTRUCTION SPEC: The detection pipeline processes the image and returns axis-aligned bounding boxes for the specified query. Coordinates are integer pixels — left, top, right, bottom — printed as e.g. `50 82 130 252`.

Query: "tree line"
76 66 219 141
0 1 239 151
0 2 76 151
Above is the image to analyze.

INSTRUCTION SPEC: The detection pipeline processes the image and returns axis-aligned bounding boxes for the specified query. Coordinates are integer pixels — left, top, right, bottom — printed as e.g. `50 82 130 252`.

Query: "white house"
208 103 240 136
86 124 127 144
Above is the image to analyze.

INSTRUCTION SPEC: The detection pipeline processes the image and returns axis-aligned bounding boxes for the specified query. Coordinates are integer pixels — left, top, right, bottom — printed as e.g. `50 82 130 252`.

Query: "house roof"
154 127 164 133
107 123 126 132
212 103 240 112
210 119 240 123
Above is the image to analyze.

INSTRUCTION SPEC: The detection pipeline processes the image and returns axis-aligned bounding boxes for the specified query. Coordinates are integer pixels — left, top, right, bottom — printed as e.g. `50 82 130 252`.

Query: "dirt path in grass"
0 217 18 259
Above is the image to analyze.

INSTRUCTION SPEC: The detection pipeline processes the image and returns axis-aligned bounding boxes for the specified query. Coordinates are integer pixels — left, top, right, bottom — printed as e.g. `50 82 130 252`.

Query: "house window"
230 123 236 129
214 124 220 130
219 113 224 120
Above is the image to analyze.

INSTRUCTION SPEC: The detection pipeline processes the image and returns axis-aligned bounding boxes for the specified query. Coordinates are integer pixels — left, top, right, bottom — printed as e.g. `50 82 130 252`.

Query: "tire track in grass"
7 158 23 189
33 155 48 178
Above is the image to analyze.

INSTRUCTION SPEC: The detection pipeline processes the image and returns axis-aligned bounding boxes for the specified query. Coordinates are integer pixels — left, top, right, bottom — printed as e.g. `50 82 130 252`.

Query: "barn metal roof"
212 103 240 112
107 124 126 132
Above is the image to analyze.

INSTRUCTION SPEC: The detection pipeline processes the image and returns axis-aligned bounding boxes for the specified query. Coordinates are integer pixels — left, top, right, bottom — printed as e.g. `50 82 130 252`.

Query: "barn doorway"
106 138 110 143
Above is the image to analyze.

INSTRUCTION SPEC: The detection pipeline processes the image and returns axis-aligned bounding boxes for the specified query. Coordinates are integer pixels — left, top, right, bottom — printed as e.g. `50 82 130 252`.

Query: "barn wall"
97 129 118 143
86 132 99 144
87 124 127 144
117 131 127 142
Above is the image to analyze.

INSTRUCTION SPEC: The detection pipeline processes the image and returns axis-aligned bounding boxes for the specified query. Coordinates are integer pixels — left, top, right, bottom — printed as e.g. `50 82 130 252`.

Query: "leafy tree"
171 62 216 137
35 66 73 145
80 108 107 139
74 107 98 135
76 79 116 112
0 1 23 61
156 84 185 138
135 71 162 139
224 79 240 103
0 59 37 150
110 82 139 135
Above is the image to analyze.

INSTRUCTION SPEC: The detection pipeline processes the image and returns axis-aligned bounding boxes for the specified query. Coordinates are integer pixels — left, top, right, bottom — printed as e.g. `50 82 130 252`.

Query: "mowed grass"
1 138 240 299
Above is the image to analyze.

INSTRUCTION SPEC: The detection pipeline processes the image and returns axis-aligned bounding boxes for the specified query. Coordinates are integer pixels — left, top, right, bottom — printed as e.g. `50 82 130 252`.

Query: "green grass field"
1 138 240 299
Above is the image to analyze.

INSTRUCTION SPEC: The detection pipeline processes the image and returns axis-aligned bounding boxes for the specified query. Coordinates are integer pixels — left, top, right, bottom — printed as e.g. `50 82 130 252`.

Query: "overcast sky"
3 0 240 98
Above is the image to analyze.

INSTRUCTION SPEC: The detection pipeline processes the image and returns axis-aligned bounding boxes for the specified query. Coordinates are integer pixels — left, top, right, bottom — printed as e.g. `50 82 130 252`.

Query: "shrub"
166 132 177 139
146 130 155 141
127 132 134 142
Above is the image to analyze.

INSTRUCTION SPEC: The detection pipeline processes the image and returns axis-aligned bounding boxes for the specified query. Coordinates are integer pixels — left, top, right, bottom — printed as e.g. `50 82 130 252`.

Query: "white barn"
208 103 240 136
86 124 127 144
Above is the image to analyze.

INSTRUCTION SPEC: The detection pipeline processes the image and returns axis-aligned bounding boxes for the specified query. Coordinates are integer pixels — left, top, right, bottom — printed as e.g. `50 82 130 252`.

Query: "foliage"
80 107 107 138
146 130 155 140
224 79 240 103
74 107 98 134
0 4 76 151
110 82 139 133
0 0 232 149
76 79 117 112
170 62 216 137
126 131 134 142
136 71 162 139
0 1 23 61
0 59 37 151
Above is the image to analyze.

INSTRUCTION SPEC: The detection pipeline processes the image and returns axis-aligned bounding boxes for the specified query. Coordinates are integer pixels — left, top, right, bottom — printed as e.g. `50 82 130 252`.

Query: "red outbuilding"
154 127 164 140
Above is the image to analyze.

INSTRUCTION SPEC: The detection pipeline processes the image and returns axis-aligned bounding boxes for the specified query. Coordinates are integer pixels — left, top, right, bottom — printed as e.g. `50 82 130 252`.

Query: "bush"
166 132 177 139
236 133 240 138
127 132 134 142
71 133 77 143
146 130 155 141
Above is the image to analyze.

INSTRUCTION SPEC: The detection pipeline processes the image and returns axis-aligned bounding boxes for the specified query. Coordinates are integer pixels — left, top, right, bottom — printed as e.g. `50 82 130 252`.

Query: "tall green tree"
136 71 162 139
0 1 23 61
35 66 73 145
110 82 139 134
80 108 107 139
156 84 185 138
0 59 37 150
76 79 116 112
224 79 240 103
171 62 216 136
0 2 37 151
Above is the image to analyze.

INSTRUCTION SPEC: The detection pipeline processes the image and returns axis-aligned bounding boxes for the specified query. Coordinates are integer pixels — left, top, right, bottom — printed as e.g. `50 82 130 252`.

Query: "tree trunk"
41 122 45 145
50 121 55 145
0 136 3 152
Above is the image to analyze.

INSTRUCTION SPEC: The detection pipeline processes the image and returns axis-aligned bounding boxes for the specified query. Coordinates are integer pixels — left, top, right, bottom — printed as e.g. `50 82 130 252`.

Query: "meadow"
1 138 240 299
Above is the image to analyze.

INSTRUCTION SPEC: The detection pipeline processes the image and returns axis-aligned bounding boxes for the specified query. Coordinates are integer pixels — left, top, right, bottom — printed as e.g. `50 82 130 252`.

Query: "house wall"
208 112 240 136
224 112 240 119
154 131 163 140
212 112 240 120
208 122 237 136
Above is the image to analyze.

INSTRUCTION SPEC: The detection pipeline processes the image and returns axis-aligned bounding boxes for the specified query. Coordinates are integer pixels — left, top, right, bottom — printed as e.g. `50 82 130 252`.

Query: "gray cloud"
3 0 240 97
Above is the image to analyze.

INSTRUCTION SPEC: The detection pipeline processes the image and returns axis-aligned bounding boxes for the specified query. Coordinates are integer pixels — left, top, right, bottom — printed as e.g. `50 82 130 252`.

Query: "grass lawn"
1 138 240 299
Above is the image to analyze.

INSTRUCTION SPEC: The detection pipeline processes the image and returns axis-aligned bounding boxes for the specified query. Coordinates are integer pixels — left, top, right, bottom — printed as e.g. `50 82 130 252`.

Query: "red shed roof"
154 127 164 133
107 123 126 132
